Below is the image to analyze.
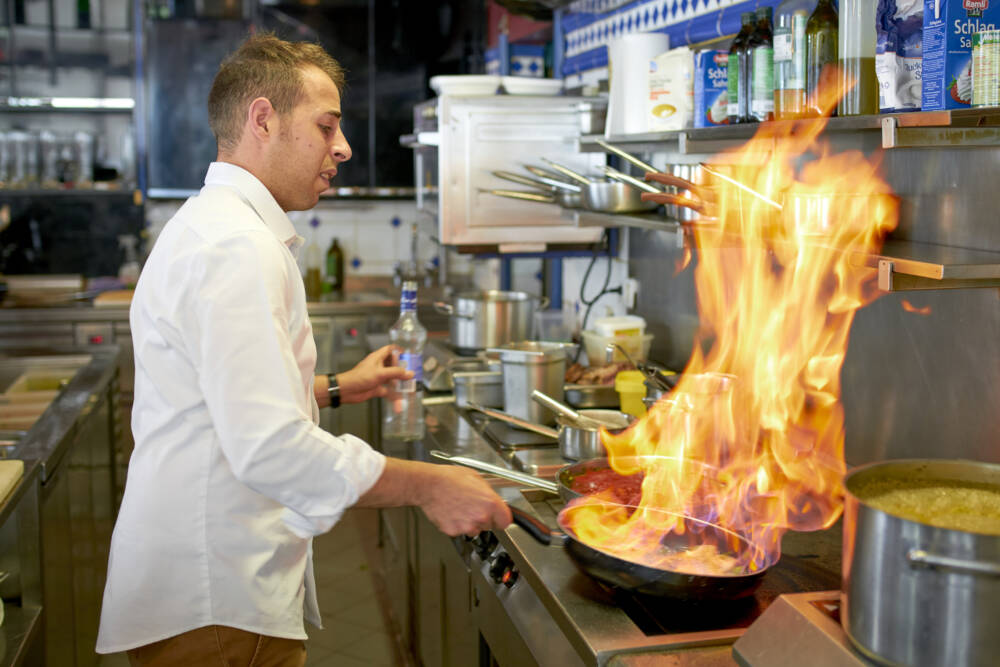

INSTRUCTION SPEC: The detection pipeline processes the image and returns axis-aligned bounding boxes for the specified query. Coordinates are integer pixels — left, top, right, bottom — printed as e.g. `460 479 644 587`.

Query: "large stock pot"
841 459 1000 667
435 290 548 353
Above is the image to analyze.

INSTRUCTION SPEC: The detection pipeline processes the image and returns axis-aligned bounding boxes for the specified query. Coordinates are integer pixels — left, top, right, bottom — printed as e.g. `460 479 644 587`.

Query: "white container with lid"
592 315 646 338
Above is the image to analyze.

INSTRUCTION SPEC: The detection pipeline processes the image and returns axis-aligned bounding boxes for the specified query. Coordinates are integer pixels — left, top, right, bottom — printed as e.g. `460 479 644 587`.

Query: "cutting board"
94 289 135 307
0 460 24 503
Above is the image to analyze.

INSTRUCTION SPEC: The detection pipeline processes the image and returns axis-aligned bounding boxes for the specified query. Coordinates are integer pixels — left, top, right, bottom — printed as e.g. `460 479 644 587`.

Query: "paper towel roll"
605 32 671 137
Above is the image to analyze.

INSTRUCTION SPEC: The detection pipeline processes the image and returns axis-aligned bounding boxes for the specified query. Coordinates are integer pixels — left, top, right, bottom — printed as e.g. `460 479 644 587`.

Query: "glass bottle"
324 237 344 293
774 0 816 119
728 12 756 124
805 0 839 116
749 6 775 122
838 0 878 116
303 216 323 301
384 281 426 441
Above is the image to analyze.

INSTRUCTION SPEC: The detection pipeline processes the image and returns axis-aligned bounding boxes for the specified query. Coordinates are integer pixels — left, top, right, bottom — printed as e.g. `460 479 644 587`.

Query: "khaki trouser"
126 625 306 667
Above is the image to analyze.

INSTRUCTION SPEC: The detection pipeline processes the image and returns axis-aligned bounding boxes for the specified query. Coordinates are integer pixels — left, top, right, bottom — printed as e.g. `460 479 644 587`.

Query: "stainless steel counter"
383 401 844 666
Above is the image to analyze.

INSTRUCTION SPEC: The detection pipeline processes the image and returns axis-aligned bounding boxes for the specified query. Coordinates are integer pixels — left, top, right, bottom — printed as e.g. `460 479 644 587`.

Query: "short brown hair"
208 32 346 152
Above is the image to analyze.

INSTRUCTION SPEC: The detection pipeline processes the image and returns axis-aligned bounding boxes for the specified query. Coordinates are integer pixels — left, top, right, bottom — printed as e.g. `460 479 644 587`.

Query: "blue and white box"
922 0 1000 109
486 44 546 77
694 50 729 127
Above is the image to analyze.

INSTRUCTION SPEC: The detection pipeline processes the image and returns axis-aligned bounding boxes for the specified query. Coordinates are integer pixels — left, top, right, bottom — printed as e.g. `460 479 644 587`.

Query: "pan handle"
603 166 663 194
465 403 560 439
907 549 1000 577
510 506 568 546
429 450 561 494
539 157 593 186
493 170 555 191
594 138 659 174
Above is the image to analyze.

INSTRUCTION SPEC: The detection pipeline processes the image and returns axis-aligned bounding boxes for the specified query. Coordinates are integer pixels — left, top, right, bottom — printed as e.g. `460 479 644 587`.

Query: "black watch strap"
326 373 341 408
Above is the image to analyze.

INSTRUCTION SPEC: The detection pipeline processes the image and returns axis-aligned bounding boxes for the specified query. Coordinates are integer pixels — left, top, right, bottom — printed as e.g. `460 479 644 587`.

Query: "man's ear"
246 97 276 142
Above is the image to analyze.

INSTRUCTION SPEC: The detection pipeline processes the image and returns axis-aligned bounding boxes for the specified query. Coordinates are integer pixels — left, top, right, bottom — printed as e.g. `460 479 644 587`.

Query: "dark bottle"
325 237 345 293
805 0 839 116
728 12 756 125
748 6 775 122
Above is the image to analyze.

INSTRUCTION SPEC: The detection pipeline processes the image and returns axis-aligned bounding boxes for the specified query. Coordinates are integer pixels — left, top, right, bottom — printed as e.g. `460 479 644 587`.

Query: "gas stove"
472 482 846 666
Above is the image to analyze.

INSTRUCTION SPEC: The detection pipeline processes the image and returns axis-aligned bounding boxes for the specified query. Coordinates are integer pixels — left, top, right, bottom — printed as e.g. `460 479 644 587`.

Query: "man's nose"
331 128 351 163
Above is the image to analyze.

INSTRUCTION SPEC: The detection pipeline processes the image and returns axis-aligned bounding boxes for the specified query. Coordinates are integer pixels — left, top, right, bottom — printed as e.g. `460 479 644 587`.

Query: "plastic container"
592 315 647 338
581 331 653 365
533 309 575 341
615 370 648 418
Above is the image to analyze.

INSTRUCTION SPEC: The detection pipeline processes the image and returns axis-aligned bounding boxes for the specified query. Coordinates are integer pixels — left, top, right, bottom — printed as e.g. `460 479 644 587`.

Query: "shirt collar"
203 162 300 250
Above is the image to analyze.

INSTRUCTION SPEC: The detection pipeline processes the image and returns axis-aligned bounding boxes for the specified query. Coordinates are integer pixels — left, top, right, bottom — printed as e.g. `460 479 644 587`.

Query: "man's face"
267 65 352 211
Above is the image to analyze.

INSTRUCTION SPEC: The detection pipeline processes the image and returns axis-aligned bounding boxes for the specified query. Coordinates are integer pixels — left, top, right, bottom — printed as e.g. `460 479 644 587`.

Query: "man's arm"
355 458 512 537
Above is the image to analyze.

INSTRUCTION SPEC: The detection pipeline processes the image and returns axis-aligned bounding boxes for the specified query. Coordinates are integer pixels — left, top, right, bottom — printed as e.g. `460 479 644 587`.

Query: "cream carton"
648 47 694 131
694 50 730 127
922 0 1000 109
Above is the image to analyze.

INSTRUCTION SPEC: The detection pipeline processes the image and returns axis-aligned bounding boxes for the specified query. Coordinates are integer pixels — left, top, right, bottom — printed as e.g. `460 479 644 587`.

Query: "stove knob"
489 553 517 586
472 531 498 559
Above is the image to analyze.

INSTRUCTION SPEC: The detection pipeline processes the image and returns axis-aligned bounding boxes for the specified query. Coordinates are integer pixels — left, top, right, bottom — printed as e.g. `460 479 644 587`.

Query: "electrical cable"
573 230 622 363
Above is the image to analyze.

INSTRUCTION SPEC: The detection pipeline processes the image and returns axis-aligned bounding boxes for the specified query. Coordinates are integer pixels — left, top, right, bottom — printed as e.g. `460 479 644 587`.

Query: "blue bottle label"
400 289 417 312
400 352 423 384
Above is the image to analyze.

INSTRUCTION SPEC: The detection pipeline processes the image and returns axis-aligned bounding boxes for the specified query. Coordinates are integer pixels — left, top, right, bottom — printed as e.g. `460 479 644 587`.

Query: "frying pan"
491 170 584 209
540 158 659 214
511 502 773 600
481 187 582 210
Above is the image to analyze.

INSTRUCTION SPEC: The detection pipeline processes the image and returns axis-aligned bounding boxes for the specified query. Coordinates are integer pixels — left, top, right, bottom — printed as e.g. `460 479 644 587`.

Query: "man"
97 33 511 665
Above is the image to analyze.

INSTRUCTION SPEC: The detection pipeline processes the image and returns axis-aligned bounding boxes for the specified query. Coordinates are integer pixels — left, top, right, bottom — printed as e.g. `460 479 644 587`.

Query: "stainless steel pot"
450 367 502 409
540 158 659 214
489 341 567 425
842 459 1000 667
434 290 548 353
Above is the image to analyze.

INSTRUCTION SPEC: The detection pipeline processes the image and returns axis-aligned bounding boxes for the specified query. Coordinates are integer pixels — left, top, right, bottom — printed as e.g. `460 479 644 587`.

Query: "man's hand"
415 466 513 537
356 459 512 537
335 344 414 404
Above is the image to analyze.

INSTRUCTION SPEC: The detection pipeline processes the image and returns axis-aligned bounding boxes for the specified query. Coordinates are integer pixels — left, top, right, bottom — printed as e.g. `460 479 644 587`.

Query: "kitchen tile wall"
145 199 474 281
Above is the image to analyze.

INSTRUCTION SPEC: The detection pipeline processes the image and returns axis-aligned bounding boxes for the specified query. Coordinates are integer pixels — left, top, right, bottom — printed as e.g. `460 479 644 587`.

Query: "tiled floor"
97 508 401 666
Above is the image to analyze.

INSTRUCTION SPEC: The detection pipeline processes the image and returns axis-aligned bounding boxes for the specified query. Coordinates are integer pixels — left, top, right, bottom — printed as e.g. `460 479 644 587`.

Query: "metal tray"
563 383 619 409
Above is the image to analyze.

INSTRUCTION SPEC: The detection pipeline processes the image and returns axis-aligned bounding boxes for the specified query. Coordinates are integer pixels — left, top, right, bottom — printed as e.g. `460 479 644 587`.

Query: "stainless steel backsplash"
628 135 1000 466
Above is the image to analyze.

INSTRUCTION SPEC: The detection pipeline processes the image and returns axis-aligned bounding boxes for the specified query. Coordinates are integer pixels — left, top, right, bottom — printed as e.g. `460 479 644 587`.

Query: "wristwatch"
326 373 341 408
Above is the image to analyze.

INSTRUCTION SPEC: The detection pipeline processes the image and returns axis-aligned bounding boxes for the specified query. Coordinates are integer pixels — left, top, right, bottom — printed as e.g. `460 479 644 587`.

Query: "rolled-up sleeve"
190 229 385 536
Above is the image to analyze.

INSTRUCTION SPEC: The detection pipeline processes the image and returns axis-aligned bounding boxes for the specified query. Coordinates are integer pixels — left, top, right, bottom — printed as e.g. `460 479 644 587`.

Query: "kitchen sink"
0 355 90 431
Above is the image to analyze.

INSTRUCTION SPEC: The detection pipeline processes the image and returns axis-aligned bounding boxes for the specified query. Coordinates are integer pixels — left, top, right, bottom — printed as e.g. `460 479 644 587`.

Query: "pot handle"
510 506 568 546
907 549 1000 577
433 301 474 320
536 296 551 311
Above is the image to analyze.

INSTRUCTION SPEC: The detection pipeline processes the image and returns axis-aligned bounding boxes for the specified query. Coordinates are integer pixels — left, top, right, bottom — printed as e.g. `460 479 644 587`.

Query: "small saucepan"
465 401 632 461
491 169 584 209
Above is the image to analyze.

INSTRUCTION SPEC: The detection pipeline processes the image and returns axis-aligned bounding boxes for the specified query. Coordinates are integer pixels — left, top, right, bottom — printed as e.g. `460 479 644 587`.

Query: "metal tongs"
605 343 675 393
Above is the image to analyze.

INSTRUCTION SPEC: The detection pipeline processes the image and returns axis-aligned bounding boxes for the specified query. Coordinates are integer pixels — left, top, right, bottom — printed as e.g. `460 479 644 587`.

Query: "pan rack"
572 110 1000 292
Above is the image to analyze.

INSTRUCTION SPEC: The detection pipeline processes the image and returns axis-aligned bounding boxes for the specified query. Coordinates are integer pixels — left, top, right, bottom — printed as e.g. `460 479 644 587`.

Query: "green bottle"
728 12 756 125
325 238 344 293
748 6 775 122
805 0 839 116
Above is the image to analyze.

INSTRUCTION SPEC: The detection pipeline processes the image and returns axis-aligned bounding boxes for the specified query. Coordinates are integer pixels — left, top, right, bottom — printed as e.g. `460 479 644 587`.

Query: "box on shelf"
921 0 999 110
648 47 694 131
694 50 730 127
486 44 546 77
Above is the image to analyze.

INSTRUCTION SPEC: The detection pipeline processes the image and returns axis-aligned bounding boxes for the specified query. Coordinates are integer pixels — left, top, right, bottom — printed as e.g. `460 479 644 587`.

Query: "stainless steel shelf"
0 96 134 113
580 108 1000 154
566 206 1000 291
564 208 682 233
871 240 1000 291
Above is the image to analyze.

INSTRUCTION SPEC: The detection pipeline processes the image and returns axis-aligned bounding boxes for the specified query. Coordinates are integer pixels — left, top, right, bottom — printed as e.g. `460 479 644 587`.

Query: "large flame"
565 70 898 574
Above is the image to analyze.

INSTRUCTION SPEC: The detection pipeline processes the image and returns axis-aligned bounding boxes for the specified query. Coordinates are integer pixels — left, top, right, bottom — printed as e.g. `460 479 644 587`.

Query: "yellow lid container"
615 370 647 418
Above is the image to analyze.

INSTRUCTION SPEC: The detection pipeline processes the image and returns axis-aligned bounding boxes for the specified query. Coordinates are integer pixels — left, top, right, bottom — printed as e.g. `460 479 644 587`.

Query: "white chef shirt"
96 162 386 653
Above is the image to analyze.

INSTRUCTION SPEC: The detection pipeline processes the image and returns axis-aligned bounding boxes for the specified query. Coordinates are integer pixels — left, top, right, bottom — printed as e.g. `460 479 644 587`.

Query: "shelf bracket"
881 116 1000 149
878 259 1000 291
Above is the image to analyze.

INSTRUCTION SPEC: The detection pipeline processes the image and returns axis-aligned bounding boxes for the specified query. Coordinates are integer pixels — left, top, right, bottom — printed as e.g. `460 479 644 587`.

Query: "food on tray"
854 477 1000 535
565 361 633 385
569 466 644 506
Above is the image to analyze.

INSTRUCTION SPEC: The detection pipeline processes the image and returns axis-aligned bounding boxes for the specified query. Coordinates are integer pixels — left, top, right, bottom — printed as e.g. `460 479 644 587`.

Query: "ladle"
530 389 614 429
